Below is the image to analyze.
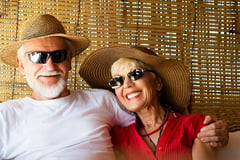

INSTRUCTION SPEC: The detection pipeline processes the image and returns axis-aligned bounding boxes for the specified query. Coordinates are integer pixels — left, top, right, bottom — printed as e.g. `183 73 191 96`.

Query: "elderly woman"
79 46 226 160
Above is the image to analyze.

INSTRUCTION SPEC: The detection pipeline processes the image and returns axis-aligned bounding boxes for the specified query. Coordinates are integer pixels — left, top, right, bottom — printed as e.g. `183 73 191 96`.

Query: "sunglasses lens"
27 50 67 64
27 51 48 64
109 76 124 89
128 69 143 81
109 69 145 89
51 50 67 63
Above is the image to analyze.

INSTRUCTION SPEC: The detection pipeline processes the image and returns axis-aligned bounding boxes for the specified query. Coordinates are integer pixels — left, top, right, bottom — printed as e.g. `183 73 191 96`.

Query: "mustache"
36 71 64 79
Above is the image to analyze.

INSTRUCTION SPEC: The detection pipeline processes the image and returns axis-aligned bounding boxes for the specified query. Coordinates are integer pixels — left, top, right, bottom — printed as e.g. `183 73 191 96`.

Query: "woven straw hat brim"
0 34 90 67
79 47 191 112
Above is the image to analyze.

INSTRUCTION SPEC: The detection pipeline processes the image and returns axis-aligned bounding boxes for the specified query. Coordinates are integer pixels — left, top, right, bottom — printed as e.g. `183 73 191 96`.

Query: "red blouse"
111 112 205 160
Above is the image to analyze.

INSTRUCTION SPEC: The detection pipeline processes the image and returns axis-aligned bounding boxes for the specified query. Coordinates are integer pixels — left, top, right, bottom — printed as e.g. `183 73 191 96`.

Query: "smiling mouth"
37 75 61 79
127 92 141 99
36 71 63 79
41 75 59 77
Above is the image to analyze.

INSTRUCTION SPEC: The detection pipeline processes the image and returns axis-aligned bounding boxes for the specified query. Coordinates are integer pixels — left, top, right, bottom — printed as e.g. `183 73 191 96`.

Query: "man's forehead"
23 37 67 52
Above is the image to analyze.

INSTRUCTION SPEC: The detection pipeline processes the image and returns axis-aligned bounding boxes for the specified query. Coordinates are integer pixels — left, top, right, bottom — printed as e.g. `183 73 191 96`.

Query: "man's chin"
27 78 66 98
36 86 65 98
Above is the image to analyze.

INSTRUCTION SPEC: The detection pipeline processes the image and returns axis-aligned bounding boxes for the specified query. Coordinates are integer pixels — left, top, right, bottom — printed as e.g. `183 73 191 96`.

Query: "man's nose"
44 57 56 70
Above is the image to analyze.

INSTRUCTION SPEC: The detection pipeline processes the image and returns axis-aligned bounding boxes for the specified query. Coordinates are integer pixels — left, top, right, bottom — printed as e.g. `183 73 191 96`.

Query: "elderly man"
0 14 228 160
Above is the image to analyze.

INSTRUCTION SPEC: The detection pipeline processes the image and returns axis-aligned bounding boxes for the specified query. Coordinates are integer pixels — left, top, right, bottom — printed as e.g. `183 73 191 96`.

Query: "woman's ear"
156 77 163 92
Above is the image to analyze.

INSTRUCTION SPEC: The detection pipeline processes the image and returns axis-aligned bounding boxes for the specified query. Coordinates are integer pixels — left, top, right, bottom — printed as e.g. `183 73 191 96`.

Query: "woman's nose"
123 76 133 88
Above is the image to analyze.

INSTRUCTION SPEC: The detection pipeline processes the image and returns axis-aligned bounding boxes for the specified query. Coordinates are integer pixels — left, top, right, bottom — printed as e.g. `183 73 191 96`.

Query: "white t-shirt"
0 89 135 160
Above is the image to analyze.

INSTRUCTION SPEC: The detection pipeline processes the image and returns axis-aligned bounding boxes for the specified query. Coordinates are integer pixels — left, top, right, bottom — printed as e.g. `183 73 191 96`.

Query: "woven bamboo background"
191 106 240 132
0 0 239 131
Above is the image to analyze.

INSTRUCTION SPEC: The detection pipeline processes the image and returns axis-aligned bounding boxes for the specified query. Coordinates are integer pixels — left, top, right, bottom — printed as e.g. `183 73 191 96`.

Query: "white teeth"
127 92 140 99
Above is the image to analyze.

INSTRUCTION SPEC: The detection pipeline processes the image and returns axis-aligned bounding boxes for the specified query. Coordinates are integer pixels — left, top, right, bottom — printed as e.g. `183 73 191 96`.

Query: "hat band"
21 31 66 41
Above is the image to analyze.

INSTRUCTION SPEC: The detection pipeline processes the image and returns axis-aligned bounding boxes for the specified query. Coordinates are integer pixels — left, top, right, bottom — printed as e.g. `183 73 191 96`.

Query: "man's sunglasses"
26 49 68 64
109 68 155 89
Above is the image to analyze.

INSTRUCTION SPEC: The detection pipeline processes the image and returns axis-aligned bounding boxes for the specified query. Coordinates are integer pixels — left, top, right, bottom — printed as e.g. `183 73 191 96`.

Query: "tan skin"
111 58 217 160
198 116 228 147
113 62 165 149
17 37 72 100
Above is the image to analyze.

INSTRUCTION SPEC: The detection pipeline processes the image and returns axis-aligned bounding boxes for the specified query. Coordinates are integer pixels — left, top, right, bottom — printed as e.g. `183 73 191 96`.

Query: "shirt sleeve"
189 114 206 139
104 90 135 127
182 114 205 146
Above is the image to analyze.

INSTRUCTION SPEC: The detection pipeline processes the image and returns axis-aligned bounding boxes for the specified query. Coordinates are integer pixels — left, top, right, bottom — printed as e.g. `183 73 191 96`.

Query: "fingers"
203 115 217 125
198 128 223 144
198 118 229 148
200 121 222 132
198 134 222 143
198 134 226 148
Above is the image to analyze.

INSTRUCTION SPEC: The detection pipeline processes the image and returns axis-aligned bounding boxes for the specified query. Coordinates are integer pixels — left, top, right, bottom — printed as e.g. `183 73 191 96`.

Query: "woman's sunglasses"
109 68 155 89
26 49 68 64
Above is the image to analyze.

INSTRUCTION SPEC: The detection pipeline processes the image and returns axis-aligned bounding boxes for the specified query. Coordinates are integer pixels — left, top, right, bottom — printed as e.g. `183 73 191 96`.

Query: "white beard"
26 71 66 98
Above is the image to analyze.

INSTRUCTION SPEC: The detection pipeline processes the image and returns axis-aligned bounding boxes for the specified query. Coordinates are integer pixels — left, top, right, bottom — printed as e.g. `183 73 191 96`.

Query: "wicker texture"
191 107 240 132
0 1 239 108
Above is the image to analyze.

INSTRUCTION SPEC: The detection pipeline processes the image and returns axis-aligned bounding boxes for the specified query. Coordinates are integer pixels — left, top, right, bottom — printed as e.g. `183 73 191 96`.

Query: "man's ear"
17 56 26 75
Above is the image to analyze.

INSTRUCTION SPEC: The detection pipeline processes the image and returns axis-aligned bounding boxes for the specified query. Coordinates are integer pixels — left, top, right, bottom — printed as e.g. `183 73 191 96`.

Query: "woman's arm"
114 148 128 160
192 137 217 160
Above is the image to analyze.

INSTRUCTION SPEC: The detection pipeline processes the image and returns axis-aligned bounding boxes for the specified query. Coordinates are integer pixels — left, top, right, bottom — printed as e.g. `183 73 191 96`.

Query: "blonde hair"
111 57 153 76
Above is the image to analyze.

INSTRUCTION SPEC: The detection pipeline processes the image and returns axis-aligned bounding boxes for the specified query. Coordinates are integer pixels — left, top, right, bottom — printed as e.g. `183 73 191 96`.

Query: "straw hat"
79 46 191 112
0 14 90 67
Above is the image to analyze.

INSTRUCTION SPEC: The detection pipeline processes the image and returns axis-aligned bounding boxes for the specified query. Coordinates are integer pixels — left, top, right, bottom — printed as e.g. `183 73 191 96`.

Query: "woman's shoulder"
112 123 136 135
111 123 136 143
174 112 205 122
168 112 206 132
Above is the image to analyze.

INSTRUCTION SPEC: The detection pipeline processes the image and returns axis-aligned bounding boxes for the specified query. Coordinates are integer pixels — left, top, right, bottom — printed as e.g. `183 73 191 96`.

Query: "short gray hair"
17 44 27 62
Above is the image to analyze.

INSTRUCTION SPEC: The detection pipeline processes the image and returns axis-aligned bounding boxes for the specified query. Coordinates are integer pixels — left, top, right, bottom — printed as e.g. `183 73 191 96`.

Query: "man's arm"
198 115 229 148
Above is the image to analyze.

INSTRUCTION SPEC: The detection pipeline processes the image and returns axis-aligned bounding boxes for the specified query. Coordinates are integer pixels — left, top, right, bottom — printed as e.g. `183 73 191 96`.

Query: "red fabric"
111 113 205 160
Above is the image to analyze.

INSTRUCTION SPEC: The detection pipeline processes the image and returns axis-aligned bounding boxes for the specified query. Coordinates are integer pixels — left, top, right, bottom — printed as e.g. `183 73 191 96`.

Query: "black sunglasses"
26 49 68 64
109 68 155 89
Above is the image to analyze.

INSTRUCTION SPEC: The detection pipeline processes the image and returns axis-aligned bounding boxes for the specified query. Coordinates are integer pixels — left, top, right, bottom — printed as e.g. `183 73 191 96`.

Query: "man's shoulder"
73 89 119 110
0 97 27 108
0 98 29 121
75 88 115 97
180 113 205 121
